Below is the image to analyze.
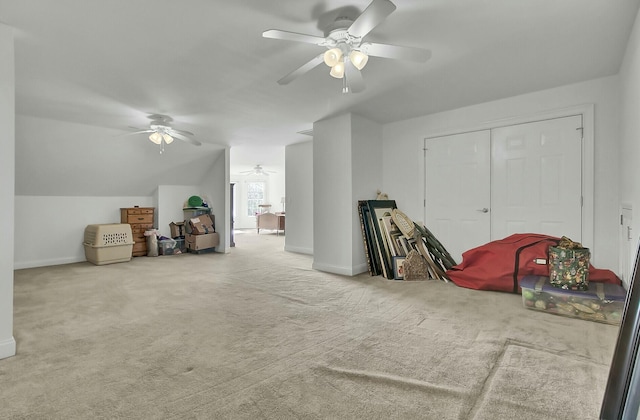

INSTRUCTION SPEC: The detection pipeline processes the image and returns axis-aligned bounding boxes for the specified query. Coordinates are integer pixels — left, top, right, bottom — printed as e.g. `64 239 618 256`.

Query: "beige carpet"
2 230 619 419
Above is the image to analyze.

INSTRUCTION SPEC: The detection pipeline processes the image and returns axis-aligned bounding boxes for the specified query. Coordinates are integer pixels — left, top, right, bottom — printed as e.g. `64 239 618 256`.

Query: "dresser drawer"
127 214 153 224
132 241 147 255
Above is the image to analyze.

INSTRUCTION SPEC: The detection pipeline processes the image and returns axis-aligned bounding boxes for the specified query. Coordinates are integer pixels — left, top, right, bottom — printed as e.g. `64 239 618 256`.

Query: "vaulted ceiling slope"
2 0 639 196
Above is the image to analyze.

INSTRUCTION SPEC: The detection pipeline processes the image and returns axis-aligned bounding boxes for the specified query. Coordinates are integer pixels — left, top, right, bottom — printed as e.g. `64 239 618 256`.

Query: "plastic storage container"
183 207 211 220
83 224 134 265
520 275 626 325
158 238 185 255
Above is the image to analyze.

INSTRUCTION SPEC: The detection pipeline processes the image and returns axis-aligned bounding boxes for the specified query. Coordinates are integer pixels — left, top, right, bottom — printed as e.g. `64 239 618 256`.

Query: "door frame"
422 104 595 258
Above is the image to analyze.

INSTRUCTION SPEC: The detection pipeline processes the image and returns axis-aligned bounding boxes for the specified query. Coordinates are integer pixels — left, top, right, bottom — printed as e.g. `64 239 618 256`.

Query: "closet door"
491 115 583 242
425 130 491 264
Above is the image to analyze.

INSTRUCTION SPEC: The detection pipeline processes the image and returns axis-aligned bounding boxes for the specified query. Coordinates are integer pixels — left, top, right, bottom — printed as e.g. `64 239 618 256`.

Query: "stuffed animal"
376 190 389 200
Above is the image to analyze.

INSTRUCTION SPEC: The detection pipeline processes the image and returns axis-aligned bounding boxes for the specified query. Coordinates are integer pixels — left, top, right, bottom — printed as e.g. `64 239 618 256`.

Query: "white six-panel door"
425 130 491 264
491 115 582 242
425 115 583 262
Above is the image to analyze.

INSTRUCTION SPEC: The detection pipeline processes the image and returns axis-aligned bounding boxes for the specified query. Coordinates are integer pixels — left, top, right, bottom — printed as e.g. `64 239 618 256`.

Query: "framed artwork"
393 256 405 280
366 200 397 279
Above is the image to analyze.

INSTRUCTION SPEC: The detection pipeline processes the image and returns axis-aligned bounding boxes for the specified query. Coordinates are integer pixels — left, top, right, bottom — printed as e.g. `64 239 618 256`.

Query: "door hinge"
576 127 584 139
581 196 584 207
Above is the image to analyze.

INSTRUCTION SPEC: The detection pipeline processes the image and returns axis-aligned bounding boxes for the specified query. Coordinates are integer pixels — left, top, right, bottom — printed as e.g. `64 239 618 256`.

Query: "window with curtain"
247 181 266 216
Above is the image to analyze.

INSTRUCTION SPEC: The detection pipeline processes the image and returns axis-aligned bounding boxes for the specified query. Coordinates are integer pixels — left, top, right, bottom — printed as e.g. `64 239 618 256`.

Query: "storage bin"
183 207 211 220
158 238 185 255
83 224 134 265
520 275 626 325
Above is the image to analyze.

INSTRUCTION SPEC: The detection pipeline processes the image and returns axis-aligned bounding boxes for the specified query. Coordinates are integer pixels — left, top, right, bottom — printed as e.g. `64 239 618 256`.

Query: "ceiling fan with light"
262 0 431 93
240 165 276 176
125 114 201 153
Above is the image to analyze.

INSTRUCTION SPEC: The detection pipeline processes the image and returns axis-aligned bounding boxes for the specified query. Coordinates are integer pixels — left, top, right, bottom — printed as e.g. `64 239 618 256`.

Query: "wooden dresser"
120 207 155 256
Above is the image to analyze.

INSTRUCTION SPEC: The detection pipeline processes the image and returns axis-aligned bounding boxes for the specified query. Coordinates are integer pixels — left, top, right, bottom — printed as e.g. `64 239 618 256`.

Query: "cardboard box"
520 275 626 325
189 214 215 235
169 221 185 238
185 232 219 251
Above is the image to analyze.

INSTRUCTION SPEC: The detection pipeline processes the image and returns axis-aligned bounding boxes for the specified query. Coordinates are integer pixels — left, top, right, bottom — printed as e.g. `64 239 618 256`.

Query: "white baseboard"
14 256 86 270
0 336 16 360
312 261 368 276
284 244 313 255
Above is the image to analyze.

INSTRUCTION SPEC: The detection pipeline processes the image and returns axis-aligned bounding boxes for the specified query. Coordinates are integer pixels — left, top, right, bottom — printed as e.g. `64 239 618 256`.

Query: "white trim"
284 245 314 255
312 261 368 276
423 104 595 255
0 336 16 360
14 256 86 270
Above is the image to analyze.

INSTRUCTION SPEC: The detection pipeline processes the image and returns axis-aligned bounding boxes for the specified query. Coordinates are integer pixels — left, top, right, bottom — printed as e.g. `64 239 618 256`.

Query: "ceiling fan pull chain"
342 67 349 94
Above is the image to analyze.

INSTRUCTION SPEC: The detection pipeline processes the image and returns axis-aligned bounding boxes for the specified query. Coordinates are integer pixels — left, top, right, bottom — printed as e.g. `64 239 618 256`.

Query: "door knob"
476 208 489 213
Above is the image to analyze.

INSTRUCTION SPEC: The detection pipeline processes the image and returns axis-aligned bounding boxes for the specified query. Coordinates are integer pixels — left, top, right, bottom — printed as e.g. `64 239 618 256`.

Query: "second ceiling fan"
263 0 431 93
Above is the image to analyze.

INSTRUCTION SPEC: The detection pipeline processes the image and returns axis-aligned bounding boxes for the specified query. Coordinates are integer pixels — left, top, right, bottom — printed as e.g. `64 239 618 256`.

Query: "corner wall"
285 141 313 255
199 147 229 253
0 23 16 359
156 186 205 238
313 113 382 275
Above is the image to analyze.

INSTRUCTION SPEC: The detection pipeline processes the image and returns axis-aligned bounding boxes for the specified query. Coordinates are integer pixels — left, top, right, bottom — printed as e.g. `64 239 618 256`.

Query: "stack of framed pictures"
357 200 397 278
357 200 457 280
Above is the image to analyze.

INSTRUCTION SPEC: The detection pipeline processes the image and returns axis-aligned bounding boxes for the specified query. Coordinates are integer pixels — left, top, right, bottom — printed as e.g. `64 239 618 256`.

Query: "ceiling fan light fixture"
349 50 369 70
149 131 162 145
330 61 345 78
323 48 343 67
162 133 173 144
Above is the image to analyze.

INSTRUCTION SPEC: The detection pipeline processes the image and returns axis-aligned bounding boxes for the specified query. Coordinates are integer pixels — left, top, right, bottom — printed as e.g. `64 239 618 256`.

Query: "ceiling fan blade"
171 132 202 146
344 60 365 93
169 127 195 137
362 42 431 62
277 54 325 85
262 29 326 46
348 0 396 38
147 114 173 123
122 128 154 136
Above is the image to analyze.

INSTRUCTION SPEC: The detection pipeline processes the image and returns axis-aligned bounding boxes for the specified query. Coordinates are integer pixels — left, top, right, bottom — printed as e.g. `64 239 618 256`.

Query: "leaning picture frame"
393 256 405 280
366 200 398 279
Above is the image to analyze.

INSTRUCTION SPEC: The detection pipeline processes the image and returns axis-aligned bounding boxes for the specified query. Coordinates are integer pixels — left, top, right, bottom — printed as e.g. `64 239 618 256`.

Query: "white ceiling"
2 0 639 194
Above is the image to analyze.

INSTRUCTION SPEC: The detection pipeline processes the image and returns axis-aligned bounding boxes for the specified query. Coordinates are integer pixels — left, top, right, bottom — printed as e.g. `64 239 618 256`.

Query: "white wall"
156 185 205 238
200 148 229 253
284 141 313 254
351 114 384 268
313 113 353 274
313 113 383 275
620 5 640 284
383 75 621 273
14 196 153 269
0 23 16 359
